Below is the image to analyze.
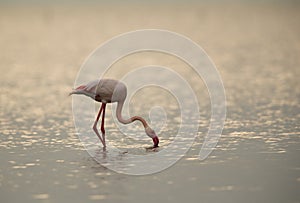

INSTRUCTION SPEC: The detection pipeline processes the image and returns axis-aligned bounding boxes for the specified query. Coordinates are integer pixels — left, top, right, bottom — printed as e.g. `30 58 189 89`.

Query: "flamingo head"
145 127 159 148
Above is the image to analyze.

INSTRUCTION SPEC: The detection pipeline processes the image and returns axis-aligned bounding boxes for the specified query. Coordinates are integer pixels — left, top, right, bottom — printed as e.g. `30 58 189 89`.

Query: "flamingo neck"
116 101 149 128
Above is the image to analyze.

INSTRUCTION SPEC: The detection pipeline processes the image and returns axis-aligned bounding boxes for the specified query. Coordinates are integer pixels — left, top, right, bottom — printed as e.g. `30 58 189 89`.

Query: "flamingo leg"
93 103 105 147
101 103 106 145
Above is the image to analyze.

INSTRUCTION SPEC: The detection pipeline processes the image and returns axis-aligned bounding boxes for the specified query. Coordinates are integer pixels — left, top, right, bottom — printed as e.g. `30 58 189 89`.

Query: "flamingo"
69 79 159 149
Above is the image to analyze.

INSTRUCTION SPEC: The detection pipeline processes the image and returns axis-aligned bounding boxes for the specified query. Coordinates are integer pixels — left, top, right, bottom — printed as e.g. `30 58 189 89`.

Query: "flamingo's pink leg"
93 103 105 147
101 103 106 146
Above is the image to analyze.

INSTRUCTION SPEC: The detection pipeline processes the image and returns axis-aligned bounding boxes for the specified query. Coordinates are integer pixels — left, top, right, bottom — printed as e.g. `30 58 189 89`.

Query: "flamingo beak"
152 136 159 148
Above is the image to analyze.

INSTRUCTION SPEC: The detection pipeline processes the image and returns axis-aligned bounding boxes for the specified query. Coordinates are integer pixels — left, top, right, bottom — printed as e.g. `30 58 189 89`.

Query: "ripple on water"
89 195 106 200
209 185 235 192
32 194 49 200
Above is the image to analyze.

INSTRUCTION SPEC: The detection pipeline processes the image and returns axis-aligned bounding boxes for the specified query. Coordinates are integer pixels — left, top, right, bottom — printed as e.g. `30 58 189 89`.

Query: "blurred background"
1 0 299 203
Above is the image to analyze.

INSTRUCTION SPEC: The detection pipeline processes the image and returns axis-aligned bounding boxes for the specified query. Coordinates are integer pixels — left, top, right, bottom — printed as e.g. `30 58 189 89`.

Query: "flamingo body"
70 79 159 148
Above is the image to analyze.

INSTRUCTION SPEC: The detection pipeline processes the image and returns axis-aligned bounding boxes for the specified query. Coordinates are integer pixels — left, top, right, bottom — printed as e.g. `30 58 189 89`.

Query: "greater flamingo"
69 79 159 149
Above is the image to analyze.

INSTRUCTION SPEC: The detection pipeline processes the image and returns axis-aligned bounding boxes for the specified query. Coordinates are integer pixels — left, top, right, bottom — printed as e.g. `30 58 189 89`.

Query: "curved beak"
152 136 159 148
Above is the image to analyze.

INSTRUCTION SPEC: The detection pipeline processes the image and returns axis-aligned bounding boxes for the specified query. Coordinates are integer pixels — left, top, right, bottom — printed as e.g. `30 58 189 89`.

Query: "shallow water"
1 2 300 203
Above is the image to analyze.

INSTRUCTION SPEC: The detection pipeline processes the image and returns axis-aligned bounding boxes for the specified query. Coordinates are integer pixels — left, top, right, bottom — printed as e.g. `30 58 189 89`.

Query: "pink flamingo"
69 79 159 148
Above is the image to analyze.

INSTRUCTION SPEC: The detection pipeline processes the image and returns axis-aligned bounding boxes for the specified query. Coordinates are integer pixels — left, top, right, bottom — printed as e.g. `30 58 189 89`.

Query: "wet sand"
1 2 300 203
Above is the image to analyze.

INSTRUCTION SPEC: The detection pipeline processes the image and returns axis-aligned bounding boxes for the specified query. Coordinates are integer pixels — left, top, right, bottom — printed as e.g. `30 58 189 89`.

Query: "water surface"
1 2 299 203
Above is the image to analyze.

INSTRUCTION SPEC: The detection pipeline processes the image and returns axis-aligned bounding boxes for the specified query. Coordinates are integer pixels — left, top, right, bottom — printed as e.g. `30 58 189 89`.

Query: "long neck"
116 100 149 128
